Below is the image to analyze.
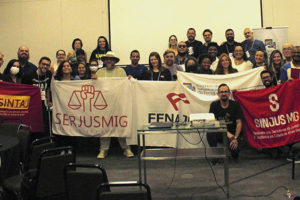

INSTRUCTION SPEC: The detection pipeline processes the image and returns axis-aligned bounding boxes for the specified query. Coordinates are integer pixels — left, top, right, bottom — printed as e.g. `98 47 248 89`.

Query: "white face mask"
90 66 98 72
10 66 20 75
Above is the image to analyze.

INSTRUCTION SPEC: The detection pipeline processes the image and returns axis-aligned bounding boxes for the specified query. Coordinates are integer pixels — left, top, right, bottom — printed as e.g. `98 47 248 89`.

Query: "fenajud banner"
233 79 300 148
0 81 44 132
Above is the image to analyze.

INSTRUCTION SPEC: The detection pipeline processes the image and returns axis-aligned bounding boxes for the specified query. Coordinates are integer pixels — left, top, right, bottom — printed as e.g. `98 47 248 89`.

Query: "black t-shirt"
141 69 171 81
219 41 242 55
209 100 243 134
22 70 52 101
185 40 203 59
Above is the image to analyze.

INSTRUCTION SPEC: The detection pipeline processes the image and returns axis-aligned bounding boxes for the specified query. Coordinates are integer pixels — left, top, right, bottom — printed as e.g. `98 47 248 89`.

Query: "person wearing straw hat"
96 51 134 159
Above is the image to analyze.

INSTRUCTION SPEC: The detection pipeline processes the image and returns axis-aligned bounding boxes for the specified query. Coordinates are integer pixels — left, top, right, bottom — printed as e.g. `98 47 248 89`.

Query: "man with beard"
281 46 300 82
219 29 241 56
185 28 203 59
22 57 52 136
242 28 265 65
17 46 37 78
96 51 134 159
260 70 277 88
123 50 146 80
175 41 190 66
200 29 213 54
162 50 183 80
207 83 243 161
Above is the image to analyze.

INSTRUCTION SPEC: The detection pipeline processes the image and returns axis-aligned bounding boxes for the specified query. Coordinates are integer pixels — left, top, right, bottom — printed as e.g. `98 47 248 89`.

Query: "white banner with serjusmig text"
177 67 265 95
52 78 133 137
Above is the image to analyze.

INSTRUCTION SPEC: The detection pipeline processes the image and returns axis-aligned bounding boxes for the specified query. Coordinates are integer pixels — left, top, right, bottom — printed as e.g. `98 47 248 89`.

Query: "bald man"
17 46 37 77
241 28 266 65
282 43 293 63
281 46 300 82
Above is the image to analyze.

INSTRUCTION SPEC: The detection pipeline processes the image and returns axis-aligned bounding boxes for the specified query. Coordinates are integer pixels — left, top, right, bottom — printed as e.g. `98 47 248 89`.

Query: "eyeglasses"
41 63 50 67
178 45 186 48
218 91 229 94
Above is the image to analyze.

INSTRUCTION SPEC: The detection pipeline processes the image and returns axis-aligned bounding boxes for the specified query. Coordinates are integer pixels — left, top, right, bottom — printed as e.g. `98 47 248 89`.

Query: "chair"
3 146 75 200
292 142 300 179
97 181 152 200
64 163 109 200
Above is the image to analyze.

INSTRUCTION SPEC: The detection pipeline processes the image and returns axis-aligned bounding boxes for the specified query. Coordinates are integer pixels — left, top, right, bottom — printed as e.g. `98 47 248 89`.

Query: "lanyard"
151 71 161 81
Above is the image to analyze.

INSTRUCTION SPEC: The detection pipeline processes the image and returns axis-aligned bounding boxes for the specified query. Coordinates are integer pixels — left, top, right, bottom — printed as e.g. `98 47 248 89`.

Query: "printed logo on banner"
166 93 190 111
183 83 195 91
68 85 108 112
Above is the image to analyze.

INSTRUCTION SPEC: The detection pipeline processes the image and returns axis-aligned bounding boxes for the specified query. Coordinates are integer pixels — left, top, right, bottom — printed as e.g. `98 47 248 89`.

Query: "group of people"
0 26 299 160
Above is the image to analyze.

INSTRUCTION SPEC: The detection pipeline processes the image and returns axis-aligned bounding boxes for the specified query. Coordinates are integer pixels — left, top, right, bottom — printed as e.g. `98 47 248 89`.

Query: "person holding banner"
215 54 238 75
54 60 80 81
253 50 268 69
96 51 134 159
207 83 243 161
281 46 300 82
141 52 171 81
2 59 22 83
268 50 284 82
198 54 214 74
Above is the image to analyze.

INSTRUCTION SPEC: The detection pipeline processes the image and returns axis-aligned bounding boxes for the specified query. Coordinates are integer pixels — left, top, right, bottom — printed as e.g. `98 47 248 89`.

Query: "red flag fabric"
233 79 300 148
0 81 44 132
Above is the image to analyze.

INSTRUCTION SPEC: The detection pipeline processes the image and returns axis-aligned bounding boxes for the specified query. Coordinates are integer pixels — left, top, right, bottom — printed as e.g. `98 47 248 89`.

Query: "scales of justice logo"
67 85 108 112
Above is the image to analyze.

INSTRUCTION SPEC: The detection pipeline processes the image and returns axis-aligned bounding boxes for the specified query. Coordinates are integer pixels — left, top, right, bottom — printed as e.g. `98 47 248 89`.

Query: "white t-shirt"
231 59 253 72
210 57 219 71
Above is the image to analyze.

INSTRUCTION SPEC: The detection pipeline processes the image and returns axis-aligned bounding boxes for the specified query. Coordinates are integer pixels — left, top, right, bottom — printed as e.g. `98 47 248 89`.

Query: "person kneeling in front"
207 83 243 161
96 51 134 159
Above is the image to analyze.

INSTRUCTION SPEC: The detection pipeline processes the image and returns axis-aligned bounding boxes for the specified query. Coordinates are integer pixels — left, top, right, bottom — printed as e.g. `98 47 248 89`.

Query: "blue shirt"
242 39 265 65
123 64 147 80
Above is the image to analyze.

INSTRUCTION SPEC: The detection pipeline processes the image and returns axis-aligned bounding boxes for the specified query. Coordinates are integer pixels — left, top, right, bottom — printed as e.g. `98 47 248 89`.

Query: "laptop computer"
148 122 173 129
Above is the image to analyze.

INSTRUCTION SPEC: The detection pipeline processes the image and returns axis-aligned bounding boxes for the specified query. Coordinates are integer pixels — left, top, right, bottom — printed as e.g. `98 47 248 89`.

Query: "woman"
231 45 253 72
3 59 22 83
89 59 99 79
89 36 110 64
76 62 91 80
141 52 171 81
185 57 199 73
66 38 87 64
253 50 268 68
54 60 80 81
269 50 284 82
215 53 238 75
198 54 214 74
50 49 66 75
168 35 178 56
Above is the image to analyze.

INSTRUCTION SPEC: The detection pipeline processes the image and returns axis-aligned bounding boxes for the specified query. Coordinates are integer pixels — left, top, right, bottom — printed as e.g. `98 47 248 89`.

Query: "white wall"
0 0 108 71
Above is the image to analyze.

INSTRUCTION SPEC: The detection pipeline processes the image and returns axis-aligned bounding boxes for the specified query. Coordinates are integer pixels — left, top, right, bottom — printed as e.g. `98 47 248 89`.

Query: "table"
137 121 230 198
0 135 20 185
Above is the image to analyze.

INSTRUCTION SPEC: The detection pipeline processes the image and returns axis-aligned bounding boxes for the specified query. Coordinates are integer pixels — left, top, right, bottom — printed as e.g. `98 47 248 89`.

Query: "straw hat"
101 51 120 63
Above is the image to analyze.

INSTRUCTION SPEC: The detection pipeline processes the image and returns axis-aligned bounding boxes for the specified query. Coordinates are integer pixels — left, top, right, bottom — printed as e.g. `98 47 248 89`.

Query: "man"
17 46 38 77
162 50 183 80
123 50 146 80
207 42 219 71
242 28 265 65
281 46 300 82
50 49 66 74
282 43 293 64
22 57 52 135
207 83 243 160
175 41 190 66
260 70 277 88
96 51 134 159
201 29 213 54
185 28 203 59
219 29 241 56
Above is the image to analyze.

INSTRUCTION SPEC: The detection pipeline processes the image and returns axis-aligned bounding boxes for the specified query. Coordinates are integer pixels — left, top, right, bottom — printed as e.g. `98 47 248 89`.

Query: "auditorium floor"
76 140 300 200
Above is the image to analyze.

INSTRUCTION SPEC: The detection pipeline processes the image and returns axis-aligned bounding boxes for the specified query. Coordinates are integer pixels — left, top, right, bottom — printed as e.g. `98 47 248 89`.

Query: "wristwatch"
234 136 238 140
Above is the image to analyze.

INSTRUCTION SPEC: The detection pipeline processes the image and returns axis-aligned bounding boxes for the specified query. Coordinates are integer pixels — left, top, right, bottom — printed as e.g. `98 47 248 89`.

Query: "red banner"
233 79 300 148
0 81 44 132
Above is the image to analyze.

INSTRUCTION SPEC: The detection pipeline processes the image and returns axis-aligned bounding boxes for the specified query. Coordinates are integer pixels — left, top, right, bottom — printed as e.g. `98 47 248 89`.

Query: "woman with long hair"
168 35 178 56
268 50 284 82
215 53 238 74
89 36 110 65
141 52 171 81
3 59 22 83
76 62 91 80
54 60 80 81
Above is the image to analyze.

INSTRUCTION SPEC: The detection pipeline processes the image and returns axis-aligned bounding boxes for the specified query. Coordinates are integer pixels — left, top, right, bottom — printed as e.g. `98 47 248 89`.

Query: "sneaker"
97 150 108 159
123 148 134 158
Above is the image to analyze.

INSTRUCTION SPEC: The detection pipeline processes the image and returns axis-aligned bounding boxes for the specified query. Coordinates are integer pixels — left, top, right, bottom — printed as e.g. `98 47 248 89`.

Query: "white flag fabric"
52 78 133 137
177 67 265 96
